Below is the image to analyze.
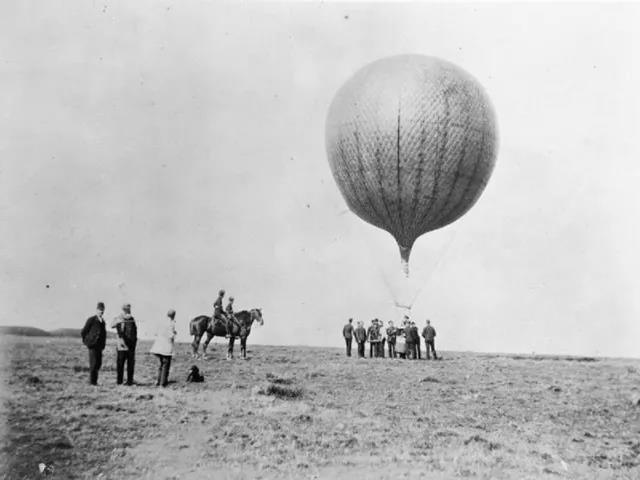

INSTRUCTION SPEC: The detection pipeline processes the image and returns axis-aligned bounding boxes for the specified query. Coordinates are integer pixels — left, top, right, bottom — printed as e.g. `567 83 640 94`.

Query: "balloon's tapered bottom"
399 244 412 278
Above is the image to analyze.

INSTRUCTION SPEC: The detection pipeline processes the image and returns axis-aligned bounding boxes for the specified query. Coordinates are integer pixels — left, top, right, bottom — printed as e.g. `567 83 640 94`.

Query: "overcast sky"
1 2 639 357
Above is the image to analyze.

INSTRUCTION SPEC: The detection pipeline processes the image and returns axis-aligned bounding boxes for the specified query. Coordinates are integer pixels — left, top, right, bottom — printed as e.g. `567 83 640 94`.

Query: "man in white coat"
150 309 177 387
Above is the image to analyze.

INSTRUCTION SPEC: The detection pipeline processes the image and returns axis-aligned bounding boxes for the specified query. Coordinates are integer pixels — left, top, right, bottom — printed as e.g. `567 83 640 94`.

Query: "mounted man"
225 296 241 337
212 289 227 330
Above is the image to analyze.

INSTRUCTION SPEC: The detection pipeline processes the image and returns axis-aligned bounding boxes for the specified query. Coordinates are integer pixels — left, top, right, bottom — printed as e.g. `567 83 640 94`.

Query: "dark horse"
189 308 263 359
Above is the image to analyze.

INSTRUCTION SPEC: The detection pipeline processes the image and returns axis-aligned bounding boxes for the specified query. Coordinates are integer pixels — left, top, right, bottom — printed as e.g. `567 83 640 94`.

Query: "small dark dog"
186 365 204 383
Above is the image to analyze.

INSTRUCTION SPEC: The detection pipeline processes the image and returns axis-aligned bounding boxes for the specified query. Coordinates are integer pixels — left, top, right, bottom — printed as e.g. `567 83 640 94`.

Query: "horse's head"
251 308 264 326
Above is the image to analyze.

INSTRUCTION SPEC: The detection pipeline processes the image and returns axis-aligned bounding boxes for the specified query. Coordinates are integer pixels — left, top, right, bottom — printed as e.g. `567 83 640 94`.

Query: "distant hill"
0 326 117 339
48 328 83 338
0 326 51 337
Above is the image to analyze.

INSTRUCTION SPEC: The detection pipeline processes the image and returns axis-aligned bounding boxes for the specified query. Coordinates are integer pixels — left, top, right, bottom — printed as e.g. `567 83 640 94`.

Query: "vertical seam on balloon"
374 145 395 233
414 88 451 229
354 129 387 228
396 102 404 243
410 125 427 228
337 137 369 220
435 99 485 227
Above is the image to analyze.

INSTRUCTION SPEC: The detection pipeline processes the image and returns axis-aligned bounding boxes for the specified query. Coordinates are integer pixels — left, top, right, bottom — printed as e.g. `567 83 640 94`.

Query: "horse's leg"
191 333 201 358
202 332 213 359
227 336 235 360
240 337 247 359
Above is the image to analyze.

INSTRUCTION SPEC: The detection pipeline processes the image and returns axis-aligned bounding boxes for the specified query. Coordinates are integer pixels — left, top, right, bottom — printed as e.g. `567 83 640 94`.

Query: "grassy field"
1 335 639 479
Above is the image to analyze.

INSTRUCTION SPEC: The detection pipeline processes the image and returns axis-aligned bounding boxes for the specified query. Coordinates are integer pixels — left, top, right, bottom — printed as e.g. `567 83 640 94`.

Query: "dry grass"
1 336 639 479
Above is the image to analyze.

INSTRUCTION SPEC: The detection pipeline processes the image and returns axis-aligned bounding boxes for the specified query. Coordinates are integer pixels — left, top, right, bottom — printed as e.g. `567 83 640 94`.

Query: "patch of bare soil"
1 336 639 479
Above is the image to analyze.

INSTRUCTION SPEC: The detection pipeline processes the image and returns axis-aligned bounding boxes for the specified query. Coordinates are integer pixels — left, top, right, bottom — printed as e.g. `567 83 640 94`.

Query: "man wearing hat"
354 320 367 358
225 296 240 332
212 289 227 328
411 321 421 360
404 317 414 359
81 302 107 385
111 303 138 385
342 318 354 357
422 319 438 360
386 321 397 359
150 309 177 387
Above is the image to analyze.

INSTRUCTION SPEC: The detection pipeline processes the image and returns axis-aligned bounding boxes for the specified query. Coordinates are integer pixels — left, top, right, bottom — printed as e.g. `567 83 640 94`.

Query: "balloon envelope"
325 55 498 272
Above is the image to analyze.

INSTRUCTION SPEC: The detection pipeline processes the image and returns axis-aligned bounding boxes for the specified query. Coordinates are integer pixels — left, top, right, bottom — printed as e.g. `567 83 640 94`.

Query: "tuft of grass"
262 383 303 399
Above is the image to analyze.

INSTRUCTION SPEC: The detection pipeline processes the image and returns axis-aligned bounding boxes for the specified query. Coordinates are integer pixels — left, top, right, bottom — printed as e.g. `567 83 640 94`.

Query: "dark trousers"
406 342 415 359
357 342 365 358
387 341 395 358
345 338 352 357
416 341 422 359
369 342 374 358
155 354 172 387
116 349 135 385
379 339 386 358
88 348 103 385
425 340 438 359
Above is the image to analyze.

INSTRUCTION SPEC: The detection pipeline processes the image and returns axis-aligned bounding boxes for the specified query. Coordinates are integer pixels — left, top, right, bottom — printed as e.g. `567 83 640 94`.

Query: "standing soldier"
342 318 354 357
404 319 414 359
81 302 107 385
354 321 367 358
386 321 397 358
367 319 379 358
422 319 438 360
377 320 386 358
411 321 421 359
111 303 138 386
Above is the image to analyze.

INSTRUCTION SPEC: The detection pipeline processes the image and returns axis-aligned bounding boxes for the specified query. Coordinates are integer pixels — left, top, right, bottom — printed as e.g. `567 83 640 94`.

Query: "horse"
189 308 263 359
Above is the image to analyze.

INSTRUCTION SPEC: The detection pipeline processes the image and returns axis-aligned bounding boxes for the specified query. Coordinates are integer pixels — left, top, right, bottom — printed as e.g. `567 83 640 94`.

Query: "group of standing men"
81 301 177 387
342 316 438 360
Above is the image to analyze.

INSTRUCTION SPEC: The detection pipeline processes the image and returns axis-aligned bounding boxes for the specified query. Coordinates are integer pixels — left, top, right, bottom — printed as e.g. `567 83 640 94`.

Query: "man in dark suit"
403 318 414 359
81 302 107 385
411 322 421 359
354 321 367 358
422 319 438 360
342 318 354 357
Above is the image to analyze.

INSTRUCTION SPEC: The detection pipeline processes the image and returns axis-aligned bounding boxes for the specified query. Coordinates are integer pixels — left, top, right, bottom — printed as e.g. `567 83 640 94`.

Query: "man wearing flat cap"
150 309 177 387
225 296 239 336
111 303 138 385
342 318 354 357
212 289 227 329
81 302 107 385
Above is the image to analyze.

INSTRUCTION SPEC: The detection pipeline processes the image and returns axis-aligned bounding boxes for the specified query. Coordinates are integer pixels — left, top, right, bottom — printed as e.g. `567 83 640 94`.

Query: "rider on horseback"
225 296 240 336
212 289 227 329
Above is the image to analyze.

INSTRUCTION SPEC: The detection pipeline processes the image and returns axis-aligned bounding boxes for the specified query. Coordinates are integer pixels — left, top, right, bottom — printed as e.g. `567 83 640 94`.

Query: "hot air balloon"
325 55 498 276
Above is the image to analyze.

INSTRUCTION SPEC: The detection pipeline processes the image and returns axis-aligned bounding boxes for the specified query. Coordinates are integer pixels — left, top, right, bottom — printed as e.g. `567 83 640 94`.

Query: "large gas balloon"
326 55 498 275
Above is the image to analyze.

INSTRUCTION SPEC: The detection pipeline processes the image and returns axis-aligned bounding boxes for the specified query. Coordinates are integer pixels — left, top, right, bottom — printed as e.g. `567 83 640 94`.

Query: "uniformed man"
225 296 239 335
354 321 367 358
212 289 226 327
367 319 379 358
404 319 414 359
386 321 397 358
376 319 385 358
422 319 438 360
411 321 421 359
342 318 354 357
